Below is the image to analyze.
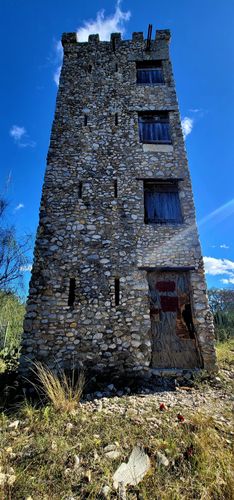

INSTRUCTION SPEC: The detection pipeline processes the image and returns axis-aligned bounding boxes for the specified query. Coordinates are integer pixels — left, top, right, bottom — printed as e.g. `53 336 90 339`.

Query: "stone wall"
21 29 217 375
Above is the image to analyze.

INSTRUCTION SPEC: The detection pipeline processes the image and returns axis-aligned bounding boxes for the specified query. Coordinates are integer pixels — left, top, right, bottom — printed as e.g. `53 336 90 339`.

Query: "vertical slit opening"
115 278 120 306
115 63 118 72
112 38 116 53
78 180 83 199
115 113 118 126
68 278 76 307
84 115 88 126
88 64 92 73
114 179 118 198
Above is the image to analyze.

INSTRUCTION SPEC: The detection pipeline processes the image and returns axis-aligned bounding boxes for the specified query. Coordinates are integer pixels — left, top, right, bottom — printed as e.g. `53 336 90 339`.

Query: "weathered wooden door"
147 271 201 369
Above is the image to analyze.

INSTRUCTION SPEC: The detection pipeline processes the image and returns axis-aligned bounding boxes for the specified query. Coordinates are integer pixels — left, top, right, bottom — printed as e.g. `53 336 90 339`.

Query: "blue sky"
1 0 234 296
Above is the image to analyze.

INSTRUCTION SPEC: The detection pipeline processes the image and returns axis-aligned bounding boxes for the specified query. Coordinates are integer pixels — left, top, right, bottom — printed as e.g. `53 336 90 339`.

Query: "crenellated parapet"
61 29 171 49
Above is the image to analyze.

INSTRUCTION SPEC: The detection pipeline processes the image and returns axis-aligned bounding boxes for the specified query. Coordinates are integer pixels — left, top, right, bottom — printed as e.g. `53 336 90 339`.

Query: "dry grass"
0 341 233 499
216 338 234 370
0 402 233 499
32 362 85 413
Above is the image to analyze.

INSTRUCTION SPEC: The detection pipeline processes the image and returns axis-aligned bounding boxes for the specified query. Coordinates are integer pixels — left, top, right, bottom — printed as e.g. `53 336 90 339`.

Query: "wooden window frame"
144 180 183 225
136 60 164 85
138 112 171 144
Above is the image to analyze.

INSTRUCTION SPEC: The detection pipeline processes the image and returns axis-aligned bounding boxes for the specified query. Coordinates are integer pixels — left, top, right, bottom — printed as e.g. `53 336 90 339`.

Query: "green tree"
208 288 234 341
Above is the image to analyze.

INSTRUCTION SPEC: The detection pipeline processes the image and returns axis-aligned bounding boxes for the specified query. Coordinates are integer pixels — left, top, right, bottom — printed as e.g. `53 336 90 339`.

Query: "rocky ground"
82 370 233 425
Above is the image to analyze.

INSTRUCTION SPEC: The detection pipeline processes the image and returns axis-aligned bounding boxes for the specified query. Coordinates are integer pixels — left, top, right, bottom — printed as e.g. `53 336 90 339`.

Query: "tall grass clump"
33 362 85 412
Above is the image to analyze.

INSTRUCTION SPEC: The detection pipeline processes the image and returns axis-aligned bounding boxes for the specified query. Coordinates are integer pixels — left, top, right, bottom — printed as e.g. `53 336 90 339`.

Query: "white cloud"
181 117 193 138
204 257 234 286
54 64 62 86
10 125 26 141
53 1 131 86
20 264 32 272
220 244 229 249
9 125 36 148
76 0 131 42
53 41 63 85
14 203 24 212
221 278 234 285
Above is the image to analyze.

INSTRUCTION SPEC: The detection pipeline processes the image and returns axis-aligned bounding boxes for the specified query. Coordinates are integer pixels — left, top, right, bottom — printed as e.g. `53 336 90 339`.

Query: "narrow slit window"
84 115 88 126
115 278 120 306
112 38 116 52
88 64 92 73
68 278 76 307
78 181 83 199
114 179 118 198
115 63 118 72
115 113 118 126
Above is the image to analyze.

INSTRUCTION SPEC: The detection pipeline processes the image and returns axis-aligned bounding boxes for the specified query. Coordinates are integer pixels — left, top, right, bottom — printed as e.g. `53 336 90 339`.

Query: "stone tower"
21 29 216 376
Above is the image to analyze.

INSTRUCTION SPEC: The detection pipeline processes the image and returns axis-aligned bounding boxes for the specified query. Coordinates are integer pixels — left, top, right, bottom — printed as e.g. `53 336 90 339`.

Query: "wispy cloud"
76 0 131 41
181 117 194 138
220 244 229 249
53 1 131 86
10 125 26 141
221 277 234 285
9 125 36 148
204 256 234 285
14 203 24 212
54 63 62 86
53 41 63 85
20 264 32 272
189 108 201 114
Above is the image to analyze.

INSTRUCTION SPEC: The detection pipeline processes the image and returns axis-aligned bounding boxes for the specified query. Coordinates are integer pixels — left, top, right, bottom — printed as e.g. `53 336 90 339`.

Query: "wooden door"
147 271 201 369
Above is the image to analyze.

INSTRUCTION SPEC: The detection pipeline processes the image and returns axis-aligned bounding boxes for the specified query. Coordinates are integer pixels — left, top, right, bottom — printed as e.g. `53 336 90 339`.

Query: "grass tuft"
32 362 85 413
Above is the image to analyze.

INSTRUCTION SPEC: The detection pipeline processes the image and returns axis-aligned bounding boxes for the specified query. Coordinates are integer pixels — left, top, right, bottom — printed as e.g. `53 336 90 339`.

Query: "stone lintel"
143 144 173 153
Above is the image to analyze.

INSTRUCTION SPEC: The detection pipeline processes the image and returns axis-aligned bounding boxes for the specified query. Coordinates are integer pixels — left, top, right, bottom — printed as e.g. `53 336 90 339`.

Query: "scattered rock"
101 485 111 497
157 451 169 467
8 420 20 429
104 443 121 460
113 446 150 489
74 455 80 469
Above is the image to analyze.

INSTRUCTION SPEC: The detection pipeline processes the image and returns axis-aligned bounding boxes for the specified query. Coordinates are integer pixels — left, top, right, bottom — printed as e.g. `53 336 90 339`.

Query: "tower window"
115 63 118 72
136 61 164 84
115 113 118 125
84 115 88 126
78 181 83 199
88 64 92 73
115 278 120 306
138 112 171 144
68 278 76 307
114 179 118 198
144 181 182 224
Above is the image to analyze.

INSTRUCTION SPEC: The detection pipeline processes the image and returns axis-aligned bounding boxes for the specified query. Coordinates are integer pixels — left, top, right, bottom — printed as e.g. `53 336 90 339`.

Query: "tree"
0 197 31 292
208 288 234 341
